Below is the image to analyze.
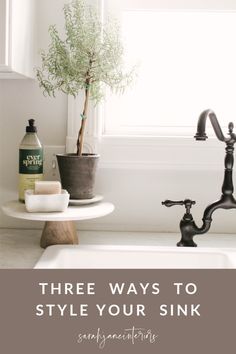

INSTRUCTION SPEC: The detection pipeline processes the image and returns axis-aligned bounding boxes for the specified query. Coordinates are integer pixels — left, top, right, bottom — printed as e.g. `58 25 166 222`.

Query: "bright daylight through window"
103 10 236 136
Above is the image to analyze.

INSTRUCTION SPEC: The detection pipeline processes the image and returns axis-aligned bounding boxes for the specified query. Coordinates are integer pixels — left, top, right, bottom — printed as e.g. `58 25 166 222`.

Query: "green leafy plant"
36 0 135 155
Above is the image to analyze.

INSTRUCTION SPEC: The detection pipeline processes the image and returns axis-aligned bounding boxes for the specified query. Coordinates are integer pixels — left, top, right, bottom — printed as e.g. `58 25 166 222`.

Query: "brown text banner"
0 270 235 354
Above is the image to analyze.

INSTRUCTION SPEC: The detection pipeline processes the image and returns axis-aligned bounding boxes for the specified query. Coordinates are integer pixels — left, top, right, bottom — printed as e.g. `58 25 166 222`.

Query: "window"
103 1 236 136
67 1 236 168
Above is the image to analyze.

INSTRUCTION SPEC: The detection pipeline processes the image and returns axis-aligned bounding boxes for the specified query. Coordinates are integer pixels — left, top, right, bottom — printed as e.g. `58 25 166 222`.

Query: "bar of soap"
34 181 62 195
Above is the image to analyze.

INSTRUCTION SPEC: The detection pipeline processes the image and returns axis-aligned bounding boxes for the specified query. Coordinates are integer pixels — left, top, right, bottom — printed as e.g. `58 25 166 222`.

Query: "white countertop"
1 229 236 268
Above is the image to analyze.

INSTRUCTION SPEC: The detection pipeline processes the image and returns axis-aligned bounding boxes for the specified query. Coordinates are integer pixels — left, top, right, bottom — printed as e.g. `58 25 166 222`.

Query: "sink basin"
34 245 236 269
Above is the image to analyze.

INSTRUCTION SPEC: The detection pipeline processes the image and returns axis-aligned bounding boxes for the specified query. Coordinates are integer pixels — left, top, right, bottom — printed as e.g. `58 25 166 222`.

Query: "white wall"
93 165 236 234
1 0 236 235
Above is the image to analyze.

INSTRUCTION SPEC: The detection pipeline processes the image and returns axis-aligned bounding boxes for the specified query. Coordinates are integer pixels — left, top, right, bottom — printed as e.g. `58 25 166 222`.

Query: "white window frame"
66 0 236 170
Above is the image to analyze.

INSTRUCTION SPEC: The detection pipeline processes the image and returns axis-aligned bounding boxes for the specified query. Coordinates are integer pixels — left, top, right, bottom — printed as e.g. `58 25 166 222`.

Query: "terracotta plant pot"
56 154 99 200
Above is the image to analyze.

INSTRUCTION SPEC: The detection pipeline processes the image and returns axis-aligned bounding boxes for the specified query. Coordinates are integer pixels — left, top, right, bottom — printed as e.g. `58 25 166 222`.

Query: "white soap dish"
25 189 70 213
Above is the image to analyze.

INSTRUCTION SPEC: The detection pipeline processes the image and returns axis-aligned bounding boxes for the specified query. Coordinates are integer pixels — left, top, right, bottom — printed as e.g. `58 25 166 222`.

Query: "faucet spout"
194 109 227 142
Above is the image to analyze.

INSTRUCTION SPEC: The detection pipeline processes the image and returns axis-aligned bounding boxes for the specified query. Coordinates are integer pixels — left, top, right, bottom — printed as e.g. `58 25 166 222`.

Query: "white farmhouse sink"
34 245 236 269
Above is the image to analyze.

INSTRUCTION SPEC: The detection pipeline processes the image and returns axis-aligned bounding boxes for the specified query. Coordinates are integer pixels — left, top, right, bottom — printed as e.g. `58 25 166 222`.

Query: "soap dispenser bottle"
19 119 43 202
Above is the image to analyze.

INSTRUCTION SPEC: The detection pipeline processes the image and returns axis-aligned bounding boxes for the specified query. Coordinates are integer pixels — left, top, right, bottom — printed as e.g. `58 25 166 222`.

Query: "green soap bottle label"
19 149 43 174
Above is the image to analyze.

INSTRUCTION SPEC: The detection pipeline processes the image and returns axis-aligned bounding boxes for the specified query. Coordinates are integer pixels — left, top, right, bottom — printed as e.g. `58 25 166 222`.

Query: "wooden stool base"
40 221 78 249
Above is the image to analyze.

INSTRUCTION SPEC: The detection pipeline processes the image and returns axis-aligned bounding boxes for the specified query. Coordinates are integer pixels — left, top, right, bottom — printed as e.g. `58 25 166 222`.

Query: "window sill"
67 98 225 171
66 133 224 170
97 134 224 170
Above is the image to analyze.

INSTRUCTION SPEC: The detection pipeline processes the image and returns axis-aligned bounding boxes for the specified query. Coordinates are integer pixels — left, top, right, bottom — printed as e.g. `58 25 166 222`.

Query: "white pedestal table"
2 201 114 248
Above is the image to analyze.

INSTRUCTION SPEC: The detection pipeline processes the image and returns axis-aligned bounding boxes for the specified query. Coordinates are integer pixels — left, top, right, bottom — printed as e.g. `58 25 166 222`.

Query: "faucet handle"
162 200 184 207
162 199 196 214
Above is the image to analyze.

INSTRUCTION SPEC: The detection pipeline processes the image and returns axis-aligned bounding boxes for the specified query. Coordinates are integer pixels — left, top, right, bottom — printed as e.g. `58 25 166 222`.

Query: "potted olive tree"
36 0 134 199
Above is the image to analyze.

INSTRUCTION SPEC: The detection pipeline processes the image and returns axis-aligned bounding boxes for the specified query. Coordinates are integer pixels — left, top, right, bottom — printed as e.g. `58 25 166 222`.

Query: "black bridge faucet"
162 109 236 247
